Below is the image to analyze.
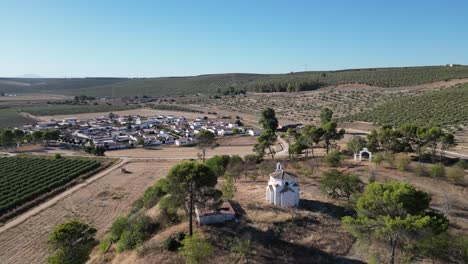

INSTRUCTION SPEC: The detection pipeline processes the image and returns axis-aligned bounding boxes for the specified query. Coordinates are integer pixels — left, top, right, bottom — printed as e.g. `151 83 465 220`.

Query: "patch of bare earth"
0 160 178 264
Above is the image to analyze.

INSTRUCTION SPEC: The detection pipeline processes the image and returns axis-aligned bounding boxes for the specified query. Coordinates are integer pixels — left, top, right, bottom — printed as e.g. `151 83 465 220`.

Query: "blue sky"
1 0 467 77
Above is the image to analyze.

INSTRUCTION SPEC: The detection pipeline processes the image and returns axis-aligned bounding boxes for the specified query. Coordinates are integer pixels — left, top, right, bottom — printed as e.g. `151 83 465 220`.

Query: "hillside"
1 66 468 97
343 84 468 130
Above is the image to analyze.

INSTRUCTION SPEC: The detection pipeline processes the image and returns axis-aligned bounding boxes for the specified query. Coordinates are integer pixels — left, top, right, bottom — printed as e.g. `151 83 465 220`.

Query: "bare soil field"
0 94 69 101
104 145 254 159
0 159 178 264
37 108 216 122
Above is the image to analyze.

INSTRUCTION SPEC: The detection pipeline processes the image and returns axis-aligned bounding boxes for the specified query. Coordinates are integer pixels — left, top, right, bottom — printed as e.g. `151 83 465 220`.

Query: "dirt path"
0 159 178 264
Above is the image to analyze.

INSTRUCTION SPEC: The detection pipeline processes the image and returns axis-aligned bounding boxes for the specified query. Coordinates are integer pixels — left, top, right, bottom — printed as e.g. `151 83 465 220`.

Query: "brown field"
104 145 254 159
0 159 178 264
0 94 69 101
37 108 216 122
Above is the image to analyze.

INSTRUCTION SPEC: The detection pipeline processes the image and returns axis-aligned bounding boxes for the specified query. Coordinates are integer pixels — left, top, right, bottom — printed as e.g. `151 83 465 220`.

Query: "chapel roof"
269 170 297 181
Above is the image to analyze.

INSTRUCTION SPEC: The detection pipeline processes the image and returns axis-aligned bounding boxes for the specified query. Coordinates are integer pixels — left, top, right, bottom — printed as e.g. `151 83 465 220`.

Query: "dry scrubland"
91 159 362 264
0 160 178 264
91 158 468 264
181 79 468 125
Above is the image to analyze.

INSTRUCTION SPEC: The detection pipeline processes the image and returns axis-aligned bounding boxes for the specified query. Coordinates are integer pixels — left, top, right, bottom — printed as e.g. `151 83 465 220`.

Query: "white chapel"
265 163 300 207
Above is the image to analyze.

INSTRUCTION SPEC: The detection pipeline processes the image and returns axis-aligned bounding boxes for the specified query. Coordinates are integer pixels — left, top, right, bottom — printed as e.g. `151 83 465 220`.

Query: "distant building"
266 163 300 207
195 201 236 225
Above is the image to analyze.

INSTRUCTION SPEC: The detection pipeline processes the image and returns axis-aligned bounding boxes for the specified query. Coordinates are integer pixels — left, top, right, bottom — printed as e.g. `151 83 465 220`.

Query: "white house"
265 163 300 207
248 129 262 136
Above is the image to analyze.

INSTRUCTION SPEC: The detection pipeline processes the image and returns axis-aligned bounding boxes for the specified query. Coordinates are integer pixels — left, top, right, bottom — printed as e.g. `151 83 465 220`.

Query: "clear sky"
1 0 467 77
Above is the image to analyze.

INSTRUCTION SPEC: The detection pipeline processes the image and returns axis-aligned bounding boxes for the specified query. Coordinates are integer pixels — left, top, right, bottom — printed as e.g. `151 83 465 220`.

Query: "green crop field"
0 156 102 216
1 66 468 97
342 84 468 129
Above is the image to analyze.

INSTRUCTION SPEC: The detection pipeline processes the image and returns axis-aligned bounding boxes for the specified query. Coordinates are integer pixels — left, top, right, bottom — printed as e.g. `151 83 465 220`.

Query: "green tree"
258 107 278 132
324 150 343 167
366 129 380 152
320 169 363 201
0 129 15 147
32 130 44 142
342 182 449 264
423 127 443 162
440 132 455 162
253 129 277 160
195 130 216 162
320 121 345 154
178 233 214 264
347 136 367 154
399 124 427 163
320 107 333 125
396 154 411 172
221 175 236 200
205 155 231 177
166 161 219 236
47 221 96 264
301 125 324 157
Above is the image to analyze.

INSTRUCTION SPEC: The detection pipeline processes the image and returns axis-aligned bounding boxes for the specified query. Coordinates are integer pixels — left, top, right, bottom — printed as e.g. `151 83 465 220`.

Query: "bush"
396 154 411 172
446 166 465 184
163 232 186 252
414 164 428 177
115 215 153 252
178 233 214 264
54 153 62 159
324 150 343 167
454 160 468 170
430 163 446 178
371 153 384 166
141 178 169 208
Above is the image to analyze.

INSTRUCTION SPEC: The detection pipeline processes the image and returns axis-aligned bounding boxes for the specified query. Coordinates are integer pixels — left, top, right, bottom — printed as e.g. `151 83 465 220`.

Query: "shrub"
163 232 186 252
371 153 384 166
454 160 468 170
396 154 411 172
446 166 465 184
324 150 343 167
54 153 62 159
430 164 446 178
414 164 428 177
178 233 214 264
141 178 169 208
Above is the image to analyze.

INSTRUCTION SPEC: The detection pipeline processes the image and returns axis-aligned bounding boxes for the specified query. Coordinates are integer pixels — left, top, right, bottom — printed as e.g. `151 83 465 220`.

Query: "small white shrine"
354 147 373 161
265 163 300 207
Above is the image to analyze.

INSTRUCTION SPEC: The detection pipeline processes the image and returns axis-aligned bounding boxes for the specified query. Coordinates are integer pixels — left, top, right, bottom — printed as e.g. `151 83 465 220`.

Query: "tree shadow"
300 199 352 219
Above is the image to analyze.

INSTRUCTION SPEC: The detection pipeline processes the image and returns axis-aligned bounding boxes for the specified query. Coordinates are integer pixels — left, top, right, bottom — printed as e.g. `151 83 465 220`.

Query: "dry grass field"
0 159 178 264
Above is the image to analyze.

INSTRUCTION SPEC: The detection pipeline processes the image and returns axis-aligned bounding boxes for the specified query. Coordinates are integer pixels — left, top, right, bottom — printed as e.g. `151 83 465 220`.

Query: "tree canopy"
166 161 220 236
342 182 448 264
258 107 278 132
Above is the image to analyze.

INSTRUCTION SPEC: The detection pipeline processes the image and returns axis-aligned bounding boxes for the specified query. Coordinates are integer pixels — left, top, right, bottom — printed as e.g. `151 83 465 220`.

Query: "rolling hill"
1 66 468 98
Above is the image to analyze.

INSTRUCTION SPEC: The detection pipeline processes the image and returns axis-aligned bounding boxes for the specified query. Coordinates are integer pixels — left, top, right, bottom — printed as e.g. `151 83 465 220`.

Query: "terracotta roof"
269 170 297 181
